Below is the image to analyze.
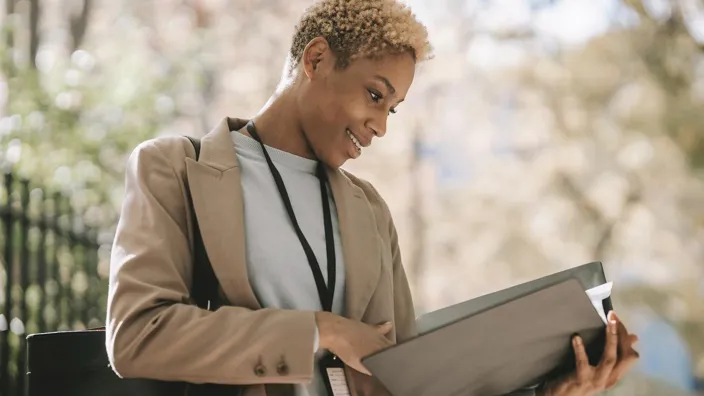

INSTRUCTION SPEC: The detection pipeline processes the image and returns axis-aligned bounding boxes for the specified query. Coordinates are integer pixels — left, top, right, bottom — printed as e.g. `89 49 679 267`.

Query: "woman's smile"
346 129 362 154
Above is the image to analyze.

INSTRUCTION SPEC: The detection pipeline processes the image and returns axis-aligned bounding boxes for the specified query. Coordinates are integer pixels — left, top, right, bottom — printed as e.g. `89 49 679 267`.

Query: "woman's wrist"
315 311 338 351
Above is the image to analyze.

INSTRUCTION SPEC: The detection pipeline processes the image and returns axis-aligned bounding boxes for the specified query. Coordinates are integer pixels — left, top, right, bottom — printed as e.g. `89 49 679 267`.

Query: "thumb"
376 321 393 334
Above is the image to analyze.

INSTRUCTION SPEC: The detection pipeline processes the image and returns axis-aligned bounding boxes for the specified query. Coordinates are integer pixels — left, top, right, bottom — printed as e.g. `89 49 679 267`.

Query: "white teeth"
346 129 362 152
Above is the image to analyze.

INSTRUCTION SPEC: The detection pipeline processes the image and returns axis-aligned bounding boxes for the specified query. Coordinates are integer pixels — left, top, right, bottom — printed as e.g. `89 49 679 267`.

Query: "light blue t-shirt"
232 131 346 396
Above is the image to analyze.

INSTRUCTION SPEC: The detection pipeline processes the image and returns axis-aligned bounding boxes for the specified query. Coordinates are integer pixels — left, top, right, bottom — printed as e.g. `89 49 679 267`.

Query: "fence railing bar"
65 199 76 330
52 193 65 332
1 171 15 396
17 180 29 396
36 206 48 333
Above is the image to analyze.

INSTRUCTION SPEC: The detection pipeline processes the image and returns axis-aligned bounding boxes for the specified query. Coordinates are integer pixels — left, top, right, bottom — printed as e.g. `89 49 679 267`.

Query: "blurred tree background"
0 0 702 394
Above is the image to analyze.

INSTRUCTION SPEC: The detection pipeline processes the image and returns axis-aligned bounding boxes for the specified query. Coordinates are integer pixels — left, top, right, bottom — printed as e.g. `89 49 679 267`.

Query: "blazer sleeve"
365 184 418 343
105 140 317 385
387 213 418 343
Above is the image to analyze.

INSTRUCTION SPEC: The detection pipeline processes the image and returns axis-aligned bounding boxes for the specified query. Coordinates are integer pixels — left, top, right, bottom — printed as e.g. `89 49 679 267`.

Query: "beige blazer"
105 117 417 396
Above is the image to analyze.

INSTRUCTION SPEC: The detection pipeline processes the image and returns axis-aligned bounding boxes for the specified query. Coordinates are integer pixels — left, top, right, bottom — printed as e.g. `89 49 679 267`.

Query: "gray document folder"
362 271 609 396
418 261 609 335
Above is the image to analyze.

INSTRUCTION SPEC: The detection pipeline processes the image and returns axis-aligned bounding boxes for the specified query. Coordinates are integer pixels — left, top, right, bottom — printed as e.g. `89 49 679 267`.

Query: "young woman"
105 1 639 395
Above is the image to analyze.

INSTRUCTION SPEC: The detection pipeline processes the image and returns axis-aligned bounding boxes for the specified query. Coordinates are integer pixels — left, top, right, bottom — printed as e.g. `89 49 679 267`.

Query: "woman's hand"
542 311 640 396
315 311 393 375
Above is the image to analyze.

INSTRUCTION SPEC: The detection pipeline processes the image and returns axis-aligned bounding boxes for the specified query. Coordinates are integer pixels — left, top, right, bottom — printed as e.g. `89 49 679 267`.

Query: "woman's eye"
369 90 382 103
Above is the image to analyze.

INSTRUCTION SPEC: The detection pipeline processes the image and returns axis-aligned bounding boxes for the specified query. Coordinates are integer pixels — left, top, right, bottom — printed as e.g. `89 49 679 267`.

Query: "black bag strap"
187 135 201 158
185 136 220 310
183 137 243 395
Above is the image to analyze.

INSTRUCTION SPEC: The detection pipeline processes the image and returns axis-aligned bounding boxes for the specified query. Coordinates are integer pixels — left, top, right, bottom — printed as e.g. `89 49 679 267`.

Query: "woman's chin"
320 152 347 169
346 143 362 159
320 143 360 169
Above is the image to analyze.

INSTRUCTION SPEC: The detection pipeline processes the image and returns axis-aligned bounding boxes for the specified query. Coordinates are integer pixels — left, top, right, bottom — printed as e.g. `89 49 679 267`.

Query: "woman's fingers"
612 312 639 357
629 334 639 345
376 321 393 335
351 360 372 376
594 312 619 386
605 313 641 388
560 313 641 393
572 334 591 383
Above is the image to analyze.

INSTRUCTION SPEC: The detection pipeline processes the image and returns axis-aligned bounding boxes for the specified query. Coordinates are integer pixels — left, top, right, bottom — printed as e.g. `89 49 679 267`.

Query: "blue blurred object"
636 318 697 391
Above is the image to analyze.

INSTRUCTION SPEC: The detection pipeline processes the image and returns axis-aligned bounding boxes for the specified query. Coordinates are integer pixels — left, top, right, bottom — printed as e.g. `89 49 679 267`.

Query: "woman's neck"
245 90 316 160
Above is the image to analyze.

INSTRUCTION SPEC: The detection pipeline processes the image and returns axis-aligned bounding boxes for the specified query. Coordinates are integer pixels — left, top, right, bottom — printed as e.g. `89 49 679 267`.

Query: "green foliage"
0 39 181 230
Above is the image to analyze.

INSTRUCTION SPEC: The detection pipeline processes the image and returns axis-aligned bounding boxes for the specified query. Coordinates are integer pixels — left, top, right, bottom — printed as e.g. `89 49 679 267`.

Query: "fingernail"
609 319 617 335
572 334 582 346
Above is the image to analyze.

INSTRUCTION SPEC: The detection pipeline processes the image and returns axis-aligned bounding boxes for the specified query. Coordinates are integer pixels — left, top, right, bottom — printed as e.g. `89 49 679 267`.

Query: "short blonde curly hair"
290 0 432 70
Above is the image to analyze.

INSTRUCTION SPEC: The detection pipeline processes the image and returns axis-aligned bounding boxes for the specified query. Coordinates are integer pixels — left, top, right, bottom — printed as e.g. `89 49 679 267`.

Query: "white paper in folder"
585 281 613 323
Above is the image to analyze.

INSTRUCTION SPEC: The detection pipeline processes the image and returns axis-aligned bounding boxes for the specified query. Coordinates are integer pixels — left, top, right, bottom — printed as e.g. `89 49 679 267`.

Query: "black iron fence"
0 171 104 396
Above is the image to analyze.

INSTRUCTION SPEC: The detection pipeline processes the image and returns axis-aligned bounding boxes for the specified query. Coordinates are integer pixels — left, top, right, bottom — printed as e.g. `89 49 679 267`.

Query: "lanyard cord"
245 121 336 312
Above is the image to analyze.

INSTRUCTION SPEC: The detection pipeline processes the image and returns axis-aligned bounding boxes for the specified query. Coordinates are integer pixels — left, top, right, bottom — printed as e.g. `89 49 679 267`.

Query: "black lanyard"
245 121 336 312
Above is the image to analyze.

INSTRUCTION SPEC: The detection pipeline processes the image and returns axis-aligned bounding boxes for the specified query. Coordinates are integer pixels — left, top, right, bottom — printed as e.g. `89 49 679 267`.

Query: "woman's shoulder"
127 135 197 172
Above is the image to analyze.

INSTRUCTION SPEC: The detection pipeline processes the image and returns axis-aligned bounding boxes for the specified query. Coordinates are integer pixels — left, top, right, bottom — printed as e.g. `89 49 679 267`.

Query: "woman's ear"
302 37 333 80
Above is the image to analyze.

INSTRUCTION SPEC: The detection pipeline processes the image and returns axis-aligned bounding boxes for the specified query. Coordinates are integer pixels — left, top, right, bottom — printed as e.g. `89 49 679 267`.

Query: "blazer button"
254 363 267 377
277 361 289 376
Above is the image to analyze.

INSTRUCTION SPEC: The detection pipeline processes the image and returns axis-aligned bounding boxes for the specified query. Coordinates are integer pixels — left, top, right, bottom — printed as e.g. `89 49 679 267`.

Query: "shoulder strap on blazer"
185 136 219 311
183 137 243 395
186 135 201 159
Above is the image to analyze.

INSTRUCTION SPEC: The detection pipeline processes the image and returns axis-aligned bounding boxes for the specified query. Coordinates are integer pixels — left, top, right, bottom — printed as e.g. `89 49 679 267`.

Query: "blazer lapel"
185 117 261 310
327 168 382 322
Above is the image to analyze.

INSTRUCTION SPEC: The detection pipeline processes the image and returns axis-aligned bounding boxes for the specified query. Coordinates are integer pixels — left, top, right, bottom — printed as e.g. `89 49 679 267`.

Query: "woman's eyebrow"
373 75 396 95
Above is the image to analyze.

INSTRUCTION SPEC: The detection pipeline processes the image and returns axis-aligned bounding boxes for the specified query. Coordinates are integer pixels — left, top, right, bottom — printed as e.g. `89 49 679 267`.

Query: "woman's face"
297 40 416 168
